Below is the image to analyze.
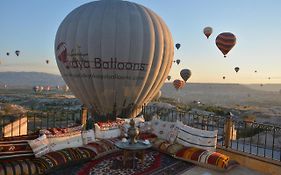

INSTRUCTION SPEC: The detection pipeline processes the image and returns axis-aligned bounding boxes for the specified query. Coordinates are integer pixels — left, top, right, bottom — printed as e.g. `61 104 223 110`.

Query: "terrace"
0 104 280 174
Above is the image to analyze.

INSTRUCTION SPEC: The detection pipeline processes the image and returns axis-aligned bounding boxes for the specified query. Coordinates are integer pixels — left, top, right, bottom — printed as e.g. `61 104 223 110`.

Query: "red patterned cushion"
138 133 157 141
0 135 38 160
175 147 239 171
82 139 119 158
33 147 96 174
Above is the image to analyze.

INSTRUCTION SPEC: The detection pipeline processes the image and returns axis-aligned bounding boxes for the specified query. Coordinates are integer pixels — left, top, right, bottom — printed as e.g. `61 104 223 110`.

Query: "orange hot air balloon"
173 79 185 90
203 27 213 39
216 32 236 57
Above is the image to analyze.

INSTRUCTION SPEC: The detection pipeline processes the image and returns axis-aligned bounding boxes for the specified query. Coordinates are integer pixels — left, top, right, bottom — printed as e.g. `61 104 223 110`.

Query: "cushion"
151 119 177 142
176 121 218 151
175 147 239 171
82 129 95 145
48 132 83 152
82 138 119 158
138 133 157 142
0 159 39 175
139 121 152 133
94 120 124 139
33 147 96 174
28 134 50 157
40 125 82 137
150 138 185 155
0 135 36 160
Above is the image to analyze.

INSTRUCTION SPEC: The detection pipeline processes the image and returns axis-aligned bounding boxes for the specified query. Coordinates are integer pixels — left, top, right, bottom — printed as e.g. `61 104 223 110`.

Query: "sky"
0 0 281 84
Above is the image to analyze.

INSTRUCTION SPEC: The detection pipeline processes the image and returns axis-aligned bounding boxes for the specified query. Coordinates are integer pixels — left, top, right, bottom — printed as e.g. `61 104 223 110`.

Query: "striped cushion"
0 159 39 175
82 138 119 158
175 147 238 170
0 136 36 160
151 138 185 155
176 122 218 151
33 147 95 174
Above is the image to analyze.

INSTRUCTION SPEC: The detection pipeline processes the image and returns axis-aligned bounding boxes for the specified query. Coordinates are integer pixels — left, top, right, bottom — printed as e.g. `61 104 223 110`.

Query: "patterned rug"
50 149 194 175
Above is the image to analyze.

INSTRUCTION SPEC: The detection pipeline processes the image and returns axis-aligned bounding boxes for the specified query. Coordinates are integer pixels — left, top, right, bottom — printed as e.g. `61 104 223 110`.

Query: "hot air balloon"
260 84 263 87
173 79 185 90
175 43 181 50
55 1 174 119
40 86 44 92
180 69 191 82
15 50 20 56
216 32 236 57
167 75 171 81
234 67 240 73
223 76 226 80
203 27 213 39
254 70 257 73
174 59 180 65
6 52 9 56
46 60 49 64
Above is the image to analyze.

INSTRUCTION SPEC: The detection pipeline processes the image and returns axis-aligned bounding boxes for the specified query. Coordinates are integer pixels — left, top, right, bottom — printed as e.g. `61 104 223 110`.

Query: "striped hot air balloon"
173 79 185 90
216 32 236 57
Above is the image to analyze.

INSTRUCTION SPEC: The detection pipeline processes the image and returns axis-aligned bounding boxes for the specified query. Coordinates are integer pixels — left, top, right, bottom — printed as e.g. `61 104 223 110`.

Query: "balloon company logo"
56 42 148 71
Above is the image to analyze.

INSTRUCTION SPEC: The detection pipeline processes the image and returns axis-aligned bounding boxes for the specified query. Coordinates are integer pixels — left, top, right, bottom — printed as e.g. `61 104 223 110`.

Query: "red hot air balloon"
173 79 185 90
203 27 213 39
175 43 181 50
216 32 236 57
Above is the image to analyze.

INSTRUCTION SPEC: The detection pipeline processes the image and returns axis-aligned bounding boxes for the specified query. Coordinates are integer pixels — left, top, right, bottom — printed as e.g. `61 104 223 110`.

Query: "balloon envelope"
234 67 239 73
180 69 191 82
15 50 20 56
223 76 226 80
173 79 185 90
175 43 181 50
216 32 236 57
55 1 174 118
176 59 180 65
203 27 212 39
167 75 171 81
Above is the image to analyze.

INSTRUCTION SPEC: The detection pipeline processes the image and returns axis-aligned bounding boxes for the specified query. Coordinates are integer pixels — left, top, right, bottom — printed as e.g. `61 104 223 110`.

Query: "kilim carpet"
50 149 194 175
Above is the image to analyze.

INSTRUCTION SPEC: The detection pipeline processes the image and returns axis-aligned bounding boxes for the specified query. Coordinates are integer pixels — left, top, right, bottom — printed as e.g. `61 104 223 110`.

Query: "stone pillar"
80 105 88 125
224 112 234 148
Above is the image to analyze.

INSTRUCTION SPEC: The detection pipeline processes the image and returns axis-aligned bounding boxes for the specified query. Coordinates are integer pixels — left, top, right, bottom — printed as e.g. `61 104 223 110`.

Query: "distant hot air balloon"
56 85 60 90
216 32 236 57
55 1 174 118
254 70 257 73
46 60 49 64
4 84 7 89
6 52 9 56
223 76 226 80
268 77 271 80
167 75 171 81
203 27 213 39
40 86 44 92
234 67 240 73
173 79 185 90
174 59 180 65
180 69 192 82
175 43 181 50
15 50 20 56
260 84 263 87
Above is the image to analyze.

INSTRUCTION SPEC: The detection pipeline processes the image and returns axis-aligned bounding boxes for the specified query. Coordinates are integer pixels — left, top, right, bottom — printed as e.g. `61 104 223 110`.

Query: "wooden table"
115 140 152 169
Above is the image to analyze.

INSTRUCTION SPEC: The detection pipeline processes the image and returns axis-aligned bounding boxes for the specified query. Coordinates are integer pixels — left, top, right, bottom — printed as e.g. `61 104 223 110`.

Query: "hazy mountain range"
0 72 65 88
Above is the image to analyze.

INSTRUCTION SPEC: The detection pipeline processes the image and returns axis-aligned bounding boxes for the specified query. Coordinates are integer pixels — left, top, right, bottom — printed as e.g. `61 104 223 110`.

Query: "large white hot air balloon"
55 0 174 119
